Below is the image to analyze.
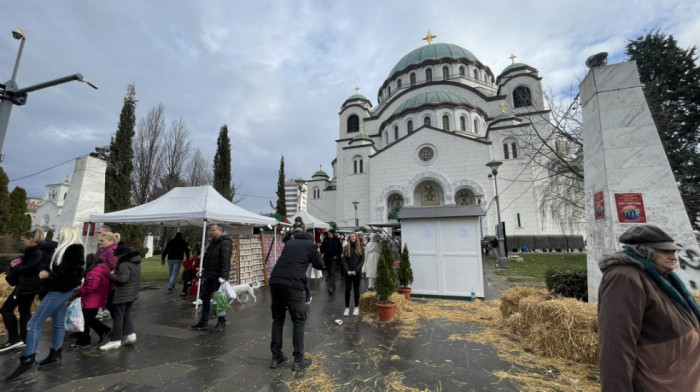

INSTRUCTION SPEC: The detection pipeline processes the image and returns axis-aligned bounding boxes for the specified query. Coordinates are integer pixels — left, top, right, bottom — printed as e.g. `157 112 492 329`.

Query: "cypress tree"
397 243 413 288
275 156 286 218
213 124 232 200
375 244 397 302
0 167 9 233
7 187 30 234
626 32 700 228
105 84 137 212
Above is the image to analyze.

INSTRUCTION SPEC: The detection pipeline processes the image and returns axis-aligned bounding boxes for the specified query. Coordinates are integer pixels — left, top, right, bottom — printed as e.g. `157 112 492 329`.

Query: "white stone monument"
581 60 700 303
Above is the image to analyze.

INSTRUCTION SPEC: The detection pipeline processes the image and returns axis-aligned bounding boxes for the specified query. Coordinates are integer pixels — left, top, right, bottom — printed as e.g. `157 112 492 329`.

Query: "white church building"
305 35 583 240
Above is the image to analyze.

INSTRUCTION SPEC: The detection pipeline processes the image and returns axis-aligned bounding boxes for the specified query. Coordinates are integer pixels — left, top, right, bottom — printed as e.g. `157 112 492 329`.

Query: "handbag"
210 290 228 317
64 298 84 332
220 280 237 301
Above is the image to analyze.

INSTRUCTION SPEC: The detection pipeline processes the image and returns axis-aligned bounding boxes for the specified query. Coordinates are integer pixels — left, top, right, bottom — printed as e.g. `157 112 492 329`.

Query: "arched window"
424 117 431 127
313 187 320 199
426 68 432 82
394 126 399 140
455 190 474 205
388 194 404 209
347 115 359 133
473 69 480 80
410 73 416 86
511 143 518 158
378 92 382 103
460 116 466 131
503 143 510 159
459 66 465 76
442 66 449 80
473 119 479 133
397 78 402 89
442 115 449 130
388 86 391 96
513 86 532 108
353 157 364 174
407 120 413 133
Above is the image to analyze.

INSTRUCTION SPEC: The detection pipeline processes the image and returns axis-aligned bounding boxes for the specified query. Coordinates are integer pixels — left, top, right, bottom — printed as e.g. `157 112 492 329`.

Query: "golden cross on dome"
422 30 437 45
354 86 360 95
500 102 506 114
509 54 517 64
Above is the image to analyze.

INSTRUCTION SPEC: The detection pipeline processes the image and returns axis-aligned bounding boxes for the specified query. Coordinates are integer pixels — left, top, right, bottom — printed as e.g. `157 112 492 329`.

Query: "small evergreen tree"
213 124 232 200
275 156 287 218
0 167 9 233
105 84 137 212
375 244 397 302
397 243 413 288
7 187 30 234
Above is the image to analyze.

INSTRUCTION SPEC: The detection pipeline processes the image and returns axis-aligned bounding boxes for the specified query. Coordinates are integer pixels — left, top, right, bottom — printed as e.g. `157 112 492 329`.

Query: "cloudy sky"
1 0 698 215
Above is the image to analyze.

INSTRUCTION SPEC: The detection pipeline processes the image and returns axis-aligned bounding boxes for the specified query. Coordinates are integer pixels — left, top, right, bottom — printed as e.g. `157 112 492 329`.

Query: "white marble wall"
582 61 700 303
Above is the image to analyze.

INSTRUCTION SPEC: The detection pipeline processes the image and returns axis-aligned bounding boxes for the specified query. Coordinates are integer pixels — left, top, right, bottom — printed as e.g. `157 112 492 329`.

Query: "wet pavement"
1 270 519 391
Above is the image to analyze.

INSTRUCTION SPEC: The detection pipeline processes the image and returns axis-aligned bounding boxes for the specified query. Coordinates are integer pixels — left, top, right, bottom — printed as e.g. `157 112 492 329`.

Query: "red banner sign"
615 193 646 223
82 222 96 236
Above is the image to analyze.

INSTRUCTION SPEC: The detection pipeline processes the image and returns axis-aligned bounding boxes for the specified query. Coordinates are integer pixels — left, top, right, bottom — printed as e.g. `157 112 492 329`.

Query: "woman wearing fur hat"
598 224 700 391
5 227 85 382
100 244 141 351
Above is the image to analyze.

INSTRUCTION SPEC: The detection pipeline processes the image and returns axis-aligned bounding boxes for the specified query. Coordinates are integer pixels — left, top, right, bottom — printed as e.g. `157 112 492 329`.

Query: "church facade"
306 36 582 239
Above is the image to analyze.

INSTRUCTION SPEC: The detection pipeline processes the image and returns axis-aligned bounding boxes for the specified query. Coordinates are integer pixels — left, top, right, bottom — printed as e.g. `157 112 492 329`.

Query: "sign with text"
594 191 605 220
615 193 646 223
82 222 96 236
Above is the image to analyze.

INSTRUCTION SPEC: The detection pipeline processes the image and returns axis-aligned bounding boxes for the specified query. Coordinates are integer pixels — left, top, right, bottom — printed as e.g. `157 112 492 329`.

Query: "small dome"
500 62 528 75
312 169 329 179
493 112 517 122
343 94 371 106
351 132 371 142
393 91 471 116
387 43 480 80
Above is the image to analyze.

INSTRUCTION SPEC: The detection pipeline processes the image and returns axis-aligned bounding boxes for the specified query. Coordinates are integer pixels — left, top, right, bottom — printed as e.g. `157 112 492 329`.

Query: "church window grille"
426 68 432 82
397 78 402 89
410 73 416 86
511 143 518 158
460 116 466 131
503 143 510 159
513 86 532 108
407 120 413 133
347 115 359 133
442 115 449 131
442 66 449 80
394 126 399 140
418 146 434 162
459 66 465 76
424 117 431 127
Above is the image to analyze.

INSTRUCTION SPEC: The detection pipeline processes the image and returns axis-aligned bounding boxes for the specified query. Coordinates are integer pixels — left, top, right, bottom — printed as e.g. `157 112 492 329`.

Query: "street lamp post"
486 160 509 268
352 201 359 230
0 27 98 162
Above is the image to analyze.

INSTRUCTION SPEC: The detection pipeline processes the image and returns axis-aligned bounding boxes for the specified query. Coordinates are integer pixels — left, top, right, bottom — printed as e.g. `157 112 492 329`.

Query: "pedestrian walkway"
1 270 519 391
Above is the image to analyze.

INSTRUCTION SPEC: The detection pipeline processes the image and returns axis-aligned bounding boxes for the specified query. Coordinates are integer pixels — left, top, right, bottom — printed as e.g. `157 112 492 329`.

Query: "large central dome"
387 43 480 80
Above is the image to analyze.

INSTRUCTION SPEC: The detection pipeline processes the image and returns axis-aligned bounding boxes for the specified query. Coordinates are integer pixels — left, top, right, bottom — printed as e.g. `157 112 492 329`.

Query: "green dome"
493 112 517 122
393 91 471 116
387 43 480 80
501 62 527 74
312 169 329 178
351 132 371 141
343 94 370 105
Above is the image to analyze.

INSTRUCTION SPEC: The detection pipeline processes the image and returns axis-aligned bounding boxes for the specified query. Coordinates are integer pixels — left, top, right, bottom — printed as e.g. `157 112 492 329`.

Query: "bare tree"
155 117 191 196
184 148 213 186
132 104 166 205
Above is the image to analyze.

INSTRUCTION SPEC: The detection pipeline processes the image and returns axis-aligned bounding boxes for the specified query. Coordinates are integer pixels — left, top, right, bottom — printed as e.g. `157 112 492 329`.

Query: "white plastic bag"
220 280 237 301
64 298 84 332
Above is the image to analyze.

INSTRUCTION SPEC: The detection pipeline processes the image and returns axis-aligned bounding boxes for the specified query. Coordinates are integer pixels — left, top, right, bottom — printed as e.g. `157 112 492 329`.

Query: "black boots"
5 354 37 382
39 348 62 366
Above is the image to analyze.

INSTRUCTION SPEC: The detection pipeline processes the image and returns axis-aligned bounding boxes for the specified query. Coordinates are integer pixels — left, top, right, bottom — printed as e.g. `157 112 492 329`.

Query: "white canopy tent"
290 210 330 230
89 185 278 310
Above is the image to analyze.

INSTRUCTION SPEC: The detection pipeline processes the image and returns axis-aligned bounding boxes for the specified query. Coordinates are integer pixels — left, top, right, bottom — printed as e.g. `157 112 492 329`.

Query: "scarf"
623 250 700 322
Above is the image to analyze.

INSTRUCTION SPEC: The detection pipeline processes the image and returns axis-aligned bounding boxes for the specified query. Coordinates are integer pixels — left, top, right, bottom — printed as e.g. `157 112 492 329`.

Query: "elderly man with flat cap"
598 224 700 391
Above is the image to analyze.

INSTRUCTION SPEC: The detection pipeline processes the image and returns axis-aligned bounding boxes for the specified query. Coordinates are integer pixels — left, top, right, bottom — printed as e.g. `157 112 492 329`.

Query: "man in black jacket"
268 228 324 371
191 224 232 333
320 229 342 294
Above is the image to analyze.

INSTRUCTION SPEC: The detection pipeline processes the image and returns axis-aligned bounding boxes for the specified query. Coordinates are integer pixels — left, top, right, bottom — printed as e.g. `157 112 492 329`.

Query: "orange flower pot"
397 287 411 301
375 302 396 322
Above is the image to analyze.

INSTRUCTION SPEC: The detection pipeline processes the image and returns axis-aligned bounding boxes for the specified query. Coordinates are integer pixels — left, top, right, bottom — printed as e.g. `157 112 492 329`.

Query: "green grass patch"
140 256 169 284
484 253 587 284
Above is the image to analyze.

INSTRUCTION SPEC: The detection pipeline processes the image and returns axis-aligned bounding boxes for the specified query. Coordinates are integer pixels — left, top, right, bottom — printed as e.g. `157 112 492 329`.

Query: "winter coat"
363 241 381 279
598 251 700 392
76 263 110 309
201 234 232 281
42 244 85 293
269 231 324 290
162 236 190 261
109 250 141 304
320 236 342 260
99 243 118 291
8 244 45 296
182 257 200 281
342 245 364 275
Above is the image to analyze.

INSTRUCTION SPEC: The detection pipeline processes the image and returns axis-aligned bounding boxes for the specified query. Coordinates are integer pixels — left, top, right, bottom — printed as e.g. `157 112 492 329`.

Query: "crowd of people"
1 225 142 381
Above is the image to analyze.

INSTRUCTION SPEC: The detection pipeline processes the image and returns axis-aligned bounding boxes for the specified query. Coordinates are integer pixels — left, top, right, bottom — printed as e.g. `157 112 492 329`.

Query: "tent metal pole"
195 219 208 312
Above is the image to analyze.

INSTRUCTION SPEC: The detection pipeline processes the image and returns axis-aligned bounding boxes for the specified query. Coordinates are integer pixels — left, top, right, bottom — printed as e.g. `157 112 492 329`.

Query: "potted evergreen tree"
397 243 413 301
374 244 397 322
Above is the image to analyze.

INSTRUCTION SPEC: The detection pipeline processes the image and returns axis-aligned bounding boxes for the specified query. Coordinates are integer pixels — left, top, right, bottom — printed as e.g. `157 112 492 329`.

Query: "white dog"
232 282 261 302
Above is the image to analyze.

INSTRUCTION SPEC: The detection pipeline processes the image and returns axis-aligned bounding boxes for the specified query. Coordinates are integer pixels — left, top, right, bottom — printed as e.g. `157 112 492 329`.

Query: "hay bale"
500 286 548 318
527 321 599 364
0 273 13 298
503 312 529 336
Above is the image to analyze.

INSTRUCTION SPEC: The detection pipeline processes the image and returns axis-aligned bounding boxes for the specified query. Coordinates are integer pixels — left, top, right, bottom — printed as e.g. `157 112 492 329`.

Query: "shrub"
397 243 413 288
375 244 397 303
545 267 588 301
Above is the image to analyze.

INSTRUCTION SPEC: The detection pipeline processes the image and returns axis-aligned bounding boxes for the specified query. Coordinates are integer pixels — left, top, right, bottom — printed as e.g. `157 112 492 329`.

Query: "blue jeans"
24 290 74 356
167 259 183 290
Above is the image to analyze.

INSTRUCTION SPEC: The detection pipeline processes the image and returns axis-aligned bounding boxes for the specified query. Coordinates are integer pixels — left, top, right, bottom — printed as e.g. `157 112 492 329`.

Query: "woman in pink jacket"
98 233 119 317
70 254 111 348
